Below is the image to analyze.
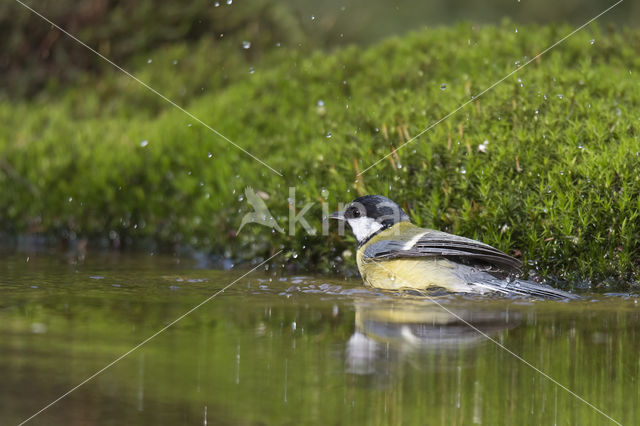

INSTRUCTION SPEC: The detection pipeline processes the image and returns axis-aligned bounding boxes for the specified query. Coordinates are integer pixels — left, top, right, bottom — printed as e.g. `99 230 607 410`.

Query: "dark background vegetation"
2 0 637 97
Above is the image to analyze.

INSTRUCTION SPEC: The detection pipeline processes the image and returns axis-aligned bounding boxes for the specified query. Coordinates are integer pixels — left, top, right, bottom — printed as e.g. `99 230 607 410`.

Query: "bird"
329 195 576 300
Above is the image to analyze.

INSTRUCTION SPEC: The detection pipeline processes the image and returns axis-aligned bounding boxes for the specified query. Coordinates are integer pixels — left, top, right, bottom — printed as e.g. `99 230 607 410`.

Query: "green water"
1 254 638 425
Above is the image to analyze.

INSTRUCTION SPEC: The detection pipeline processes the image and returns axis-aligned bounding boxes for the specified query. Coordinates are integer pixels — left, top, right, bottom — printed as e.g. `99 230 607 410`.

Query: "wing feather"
363 230 522 273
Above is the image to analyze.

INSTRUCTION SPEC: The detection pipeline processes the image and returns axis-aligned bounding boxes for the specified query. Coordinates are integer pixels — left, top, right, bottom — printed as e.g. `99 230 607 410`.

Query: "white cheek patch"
347 217 384 243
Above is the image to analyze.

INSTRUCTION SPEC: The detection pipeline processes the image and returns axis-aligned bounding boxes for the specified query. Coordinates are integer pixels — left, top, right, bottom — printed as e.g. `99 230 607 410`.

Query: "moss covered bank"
1 22 639 288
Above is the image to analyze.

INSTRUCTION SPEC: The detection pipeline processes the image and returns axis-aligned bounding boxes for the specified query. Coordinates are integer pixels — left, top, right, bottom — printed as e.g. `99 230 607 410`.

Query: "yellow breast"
357 254 467 291
356 223 468 292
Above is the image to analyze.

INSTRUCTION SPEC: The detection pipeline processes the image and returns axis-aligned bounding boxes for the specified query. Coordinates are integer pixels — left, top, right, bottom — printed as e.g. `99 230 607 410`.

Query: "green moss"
1 22 639 288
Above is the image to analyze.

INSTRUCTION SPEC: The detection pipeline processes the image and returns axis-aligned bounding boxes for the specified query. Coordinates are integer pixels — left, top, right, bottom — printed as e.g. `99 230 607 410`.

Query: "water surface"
1 253 638 425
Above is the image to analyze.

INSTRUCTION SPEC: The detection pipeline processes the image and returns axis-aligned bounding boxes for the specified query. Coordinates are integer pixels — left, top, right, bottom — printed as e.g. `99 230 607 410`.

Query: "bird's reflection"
346 296 521 376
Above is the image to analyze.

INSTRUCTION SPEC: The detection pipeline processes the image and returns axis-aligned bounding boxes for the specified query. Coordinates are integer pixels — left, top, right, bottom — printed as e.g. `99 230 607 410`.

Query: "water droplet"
147 58 152 64
173 60 178 65
249 67 255 74
140 140 149 147
68 197 73 202
317 100 325 107
326 132 332 138
226 0 232 4
460 167 467 174
208 152 213 158
311 15 316 21
517 77 524 87
557 94 563 99
535 109 539 115
238 195 244 202
590 39 595 45
515 60 521 67
242 40 251 49
514 28 518 33
275 42 281 47
292 252 299 259
440 83 446 90
214 1 220 6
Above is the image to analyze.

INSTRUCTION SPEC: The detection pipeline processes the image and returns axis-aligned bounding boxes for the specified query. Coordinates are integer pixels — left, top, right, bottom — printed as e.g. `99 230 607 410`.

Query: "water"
1 254 638 424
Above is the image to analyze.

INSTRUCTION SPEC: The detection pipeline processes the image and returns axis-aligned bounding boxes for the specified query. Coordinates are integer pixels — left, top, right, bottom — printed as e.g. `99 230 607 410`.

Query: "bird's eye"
351 208 360 217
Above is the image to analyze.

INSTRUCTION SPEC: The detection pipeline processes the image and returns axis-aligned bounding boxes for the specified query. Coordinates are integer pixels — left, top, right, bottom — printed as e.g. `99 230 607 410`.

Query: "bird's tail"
471 278 578 300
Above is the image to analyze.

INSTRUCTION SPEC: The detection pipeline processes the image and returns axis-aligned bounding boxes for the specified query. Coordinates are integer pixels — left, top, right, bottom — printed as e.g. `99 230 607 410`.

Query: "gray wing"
363 230 522 273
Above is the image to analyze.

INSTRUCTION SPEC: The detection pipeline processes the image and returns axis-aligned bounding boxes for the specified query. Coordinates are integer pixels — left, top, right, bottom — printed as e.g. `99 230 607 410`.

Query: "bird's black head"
329 195 411 245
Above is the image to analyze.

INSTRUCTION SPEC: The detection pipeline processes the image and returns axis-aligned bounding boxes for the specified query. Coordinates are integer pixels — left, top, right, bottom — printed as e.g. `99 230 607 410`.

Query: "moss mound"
1 22 639 288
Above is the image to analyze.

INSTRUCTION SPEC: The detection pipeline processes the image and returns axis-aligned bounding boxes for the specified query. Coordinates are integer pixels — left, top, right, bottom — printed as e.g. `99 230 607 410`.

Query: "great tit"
329 195 575 300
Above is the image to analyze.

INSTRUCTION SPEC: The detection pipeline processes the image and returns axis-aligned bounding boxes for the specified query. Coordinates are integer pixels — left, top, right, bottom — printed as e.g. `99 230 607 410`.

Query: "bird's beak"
328 211 345 221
